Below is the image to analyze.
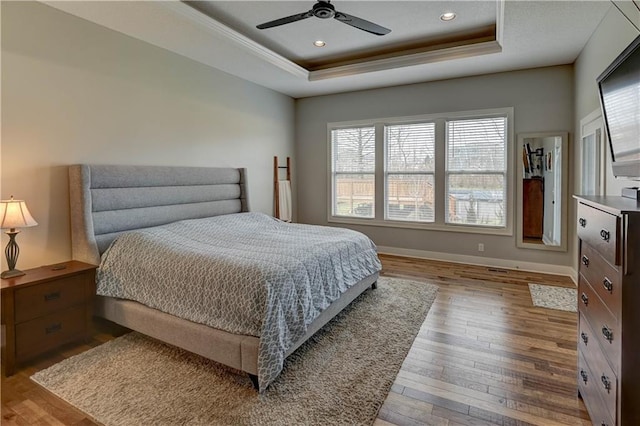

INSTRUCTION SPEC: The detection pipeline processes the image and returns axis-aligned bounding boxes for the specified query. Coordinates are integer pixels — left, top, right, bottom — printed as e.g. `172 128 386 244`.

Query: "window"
328 108 513 234
331 126 375 218
385 123 435 222
446 117 507 227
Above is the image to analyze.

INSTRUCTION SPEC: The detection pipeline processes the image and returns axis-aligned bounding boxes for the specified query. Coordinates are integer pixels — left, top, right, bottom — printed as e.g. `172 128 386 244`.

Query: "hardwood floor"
375 255 586 426
1 254 587 425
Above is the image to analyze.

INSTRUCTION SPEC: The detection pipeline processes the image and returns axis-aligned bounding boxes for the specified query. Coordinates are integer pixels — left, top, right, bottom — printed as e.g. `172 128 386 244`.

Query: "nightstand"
1 260 97 376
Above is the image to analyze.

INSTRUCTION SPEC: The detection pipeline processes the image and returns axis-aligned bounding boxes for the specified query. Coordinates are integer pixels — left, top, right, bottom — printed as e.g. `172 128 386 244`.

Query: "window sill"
328 216 513 236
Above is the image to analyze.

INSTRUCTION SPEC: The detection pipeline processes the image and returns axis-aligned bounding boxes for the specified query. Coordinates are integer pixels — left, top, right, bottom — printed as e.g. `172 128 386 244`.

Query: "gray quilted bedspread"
97 212 381 390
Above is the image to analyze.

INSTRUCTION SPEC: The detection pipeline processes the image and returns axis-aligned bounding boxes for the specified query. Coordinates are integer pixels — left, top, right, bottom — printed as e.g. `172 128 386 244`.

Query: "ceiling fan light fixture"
440 12 457 22
313 40 326 47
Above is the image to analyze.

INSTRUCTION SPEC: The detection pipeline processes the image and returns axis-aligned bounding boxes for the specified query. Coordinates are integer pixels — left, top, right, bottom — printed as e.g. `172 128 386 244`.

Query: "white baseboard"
377 245 578 284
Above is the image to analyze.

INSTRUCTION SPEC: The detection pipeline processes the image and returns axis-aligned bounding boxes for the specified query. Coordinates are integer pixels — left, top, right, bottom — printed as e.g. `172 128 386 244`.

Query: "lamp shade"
0 196 38 230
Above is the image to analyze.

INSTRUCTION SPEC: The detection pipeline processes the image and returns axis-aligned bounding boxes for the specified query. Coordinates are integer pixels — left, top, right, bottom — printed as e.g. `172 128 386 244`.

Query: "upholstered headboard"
69 165 249 265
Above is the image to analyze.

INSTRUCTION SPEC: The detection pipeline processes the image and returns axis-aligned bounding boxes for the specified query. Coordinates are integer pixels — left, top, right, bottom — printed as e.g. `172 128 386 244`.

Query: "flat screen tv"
597 33 640 179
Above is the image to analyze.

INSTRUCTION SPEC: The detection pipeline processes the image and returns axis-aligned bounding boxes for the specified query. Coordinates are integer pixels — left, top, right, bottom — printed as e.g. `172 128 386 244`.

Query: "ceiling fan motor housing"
313 1 336 19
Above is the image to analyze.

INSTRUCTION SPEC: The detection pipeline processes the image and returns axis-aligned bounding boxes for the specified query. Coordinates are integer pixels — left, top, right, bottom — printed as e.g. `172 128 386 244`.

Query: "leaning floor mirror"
516 132 568 251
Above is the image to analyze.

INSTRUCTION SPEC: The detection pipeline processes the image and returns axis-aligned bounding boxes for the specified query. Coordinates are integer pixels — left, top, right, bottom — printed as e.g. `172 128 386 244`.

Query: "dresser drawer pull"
579 217 587 227
602 326 613 343
600 229 610 242
581 332 588 345
44 291 61 302
601 375 611 393
581 293 589 306
581 255 590 267
603 277 613 293
45 323 62 334
580 369 588 384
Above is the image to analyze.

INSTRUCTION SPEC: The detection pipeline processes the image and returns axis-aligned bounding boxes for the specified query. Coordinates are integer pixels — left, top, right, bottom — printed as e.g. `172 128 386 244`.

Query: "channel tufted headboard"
69 165 249 265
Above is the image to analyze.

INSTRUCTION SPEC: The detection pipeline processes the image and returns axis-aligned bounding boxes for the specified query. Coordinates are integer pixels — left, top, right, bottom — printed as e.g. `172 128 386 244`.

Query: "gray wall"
574 6 640 197
1 2 295 269
296 66 574 270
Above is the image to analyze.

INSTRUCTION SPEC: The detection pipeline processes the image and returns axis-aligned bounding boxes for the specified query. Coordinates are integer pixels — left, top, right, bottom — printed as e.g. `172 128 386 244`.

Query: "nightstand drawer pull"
602 326 613 343
600 229 610 242
44 291 61 302
601 375 611 393
579 217 587 227
603 277 613 293
581 293 589 306
581 255 590 267
581 332 589 345
45 323 62 334
580 369 588 384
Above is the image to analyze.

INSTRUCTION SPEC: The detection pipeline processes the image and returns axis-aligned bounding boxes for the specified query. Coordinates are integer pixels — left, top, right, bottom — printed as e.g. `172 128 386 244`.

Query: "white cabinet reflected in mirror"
516 132 568 251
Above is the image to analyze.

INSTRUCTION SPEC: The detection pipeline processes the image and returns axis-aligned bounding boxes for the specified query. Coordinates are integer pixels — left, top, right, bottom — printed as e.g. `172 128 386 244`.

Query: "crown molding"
309 40 502 81
160 2 309 79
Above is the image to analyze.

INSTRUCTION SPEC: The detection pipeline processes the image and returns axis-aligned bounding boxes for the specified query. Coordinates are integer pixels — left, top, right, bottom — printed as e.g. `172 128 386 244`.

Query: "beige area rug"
31 277 437 426
528 283 577 312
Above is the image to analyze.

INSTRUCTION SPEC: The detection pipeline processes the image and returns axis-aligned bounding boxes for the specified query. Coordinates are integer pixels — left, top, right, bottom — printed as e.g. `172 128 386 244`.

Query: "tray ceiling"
42 1 613 98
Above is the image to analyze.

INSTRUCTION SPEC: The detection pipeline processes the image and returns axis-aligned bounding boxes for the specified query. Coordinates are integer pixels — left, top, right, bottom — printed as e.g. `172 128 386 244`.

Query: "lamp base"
1 269 25 279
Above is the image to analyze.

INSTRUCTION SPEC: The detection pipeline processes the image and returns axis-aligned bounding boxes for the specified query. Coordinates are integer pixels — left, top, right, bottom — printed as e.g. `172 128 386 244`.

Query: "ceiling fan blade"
334 11 391 36
257 11 313 30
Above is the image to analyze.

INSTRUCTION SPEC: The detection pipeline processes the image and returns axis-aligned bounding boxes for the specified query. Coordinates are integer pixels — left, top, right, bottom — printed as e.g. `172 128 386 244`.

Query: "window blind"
447 117 506 171
332 127 375 173
446 117 507 226
385 123 435 222
385 123 435 172
331 127 376 218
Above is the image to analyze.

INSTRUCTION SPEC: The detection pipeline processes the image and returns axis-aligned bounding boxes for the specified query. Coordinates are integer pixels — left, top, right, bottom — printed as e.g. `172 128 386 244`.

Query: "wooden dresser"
523 178 544 239
574 195 640 425
1 261 97 376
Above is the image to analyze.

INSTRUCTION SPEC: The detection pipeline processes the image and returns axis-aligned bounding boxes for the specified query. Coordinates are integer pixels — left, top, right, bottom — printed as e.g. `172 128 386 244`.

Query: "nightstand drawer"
578 275 620 373
15 305 86 360
580 242 620 319
577 202 620 266
15 274 87 323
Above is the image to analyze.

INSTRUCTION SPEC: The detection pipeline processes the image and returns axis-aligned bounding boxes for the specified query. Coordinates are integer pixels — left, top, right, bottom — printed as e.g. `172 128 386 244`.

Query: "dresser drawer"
15 274 87 323
578 275 620 373
579 242 621 320
578 350 616 426
578 314 617 421
577 202 621 266
15 305 86 360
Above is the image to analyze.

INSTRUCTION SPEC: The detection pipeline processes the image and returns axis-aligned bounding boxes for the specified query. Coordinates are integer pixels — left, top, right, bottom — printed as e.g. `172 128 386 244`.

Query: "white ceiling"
42 1 612 99
187 1 498 67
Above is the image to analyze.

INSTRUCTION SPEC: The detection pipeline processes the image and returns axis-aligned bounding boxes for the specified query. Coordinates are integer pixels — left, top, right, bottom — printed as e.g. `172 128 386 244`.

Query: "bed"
68 164 381 391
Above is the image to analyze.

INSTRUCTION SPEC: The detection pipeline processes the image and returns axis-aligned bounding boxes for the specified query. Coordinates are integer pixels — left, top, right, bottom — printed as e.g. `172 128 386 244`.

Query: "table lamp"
0 196 38 279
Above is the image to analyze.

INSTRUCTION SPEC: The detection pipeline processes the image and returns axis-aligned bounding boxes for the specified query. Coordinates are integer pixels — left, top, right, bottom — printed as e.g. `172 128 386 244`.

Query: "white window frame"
384 121 437 223
327 108 514 236
330 125 377 219
444 115 509 228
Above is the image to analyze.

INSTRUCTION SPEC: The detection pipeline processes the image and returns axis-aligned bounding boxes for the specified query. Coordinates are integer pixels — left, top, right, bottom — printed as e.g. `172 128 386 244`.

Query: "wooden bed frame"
68 164 378 388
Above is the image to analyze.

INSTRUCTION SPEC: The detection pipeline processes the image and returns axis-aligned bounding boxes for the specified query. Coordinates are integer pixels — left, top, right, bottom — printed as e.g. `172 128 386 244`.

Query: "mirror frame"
516 132 569 252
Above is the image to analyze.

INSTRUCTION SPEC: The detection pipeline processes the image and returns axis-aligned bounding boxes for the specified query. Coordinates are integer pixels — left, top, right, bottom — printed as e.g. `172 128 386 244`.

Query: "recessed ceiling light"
313 40 326 47
440 12 456 22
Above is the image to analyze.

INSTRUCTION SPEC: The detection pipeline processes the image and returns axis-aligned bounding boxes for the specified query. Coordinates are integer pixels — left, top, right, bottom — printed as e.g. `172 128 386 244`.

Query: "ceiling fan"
256 0 391 36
